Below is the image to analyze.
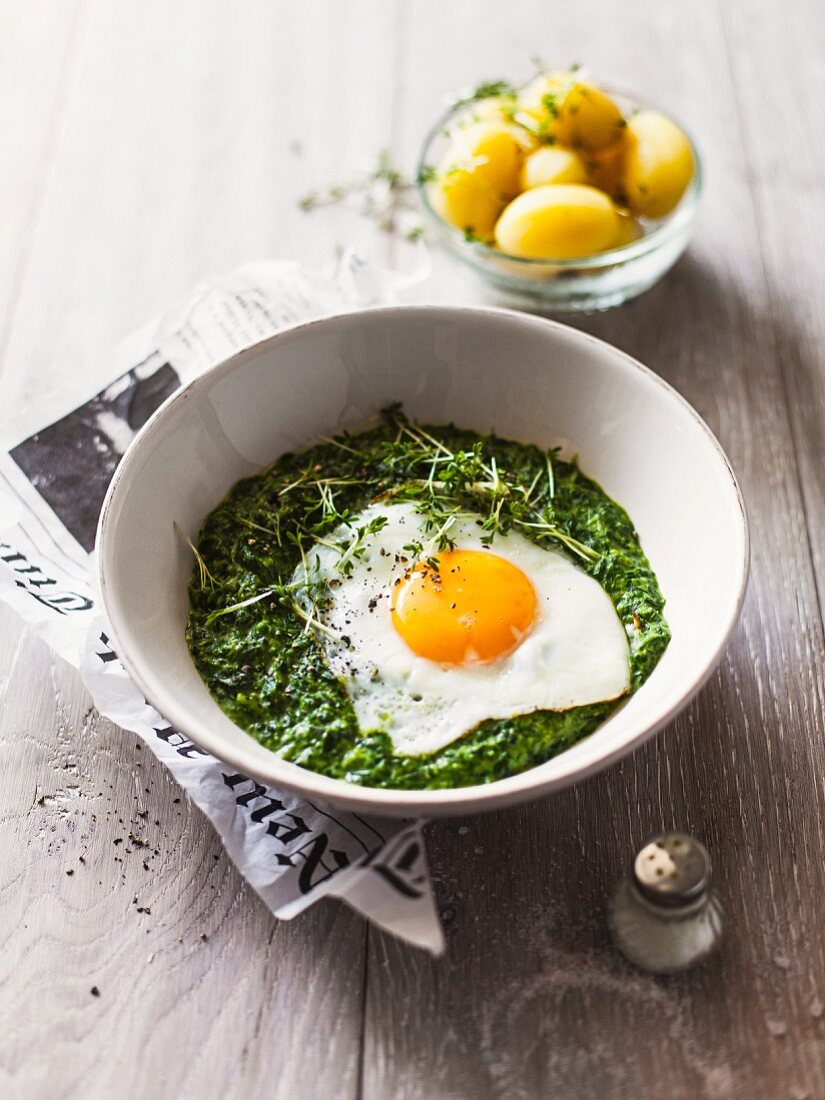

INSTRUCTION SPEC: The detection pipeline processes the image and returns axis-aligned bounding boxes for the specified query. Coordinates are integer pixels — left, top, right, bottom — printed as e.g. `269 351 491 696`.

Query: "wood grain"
2 1 825 1097
364 2 825 1098
722 1 825 619
0 1 89 366
0 0 399 407
0 608 366 1100
0 4 390 1098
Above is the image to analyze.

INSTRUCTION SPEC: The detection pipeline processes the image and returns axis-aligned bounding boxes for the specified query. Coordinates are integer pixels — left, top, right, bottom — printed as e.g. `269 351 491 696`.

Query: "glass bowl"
416 88 702 312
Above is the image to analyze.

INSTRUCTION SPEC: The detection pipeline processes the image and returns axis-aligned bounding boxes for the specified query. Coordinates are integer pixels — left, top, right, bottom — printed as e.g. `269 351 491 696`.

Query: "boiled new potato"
521 146 587 190
494 184 621 259
518 71 571 126
427 70 696 261
555 83 626 152
429 121 524 237
430 174 505 240
611 212 642 248
519 71 625 151
583 138 626 200
622 110 694 218
462 95 521 133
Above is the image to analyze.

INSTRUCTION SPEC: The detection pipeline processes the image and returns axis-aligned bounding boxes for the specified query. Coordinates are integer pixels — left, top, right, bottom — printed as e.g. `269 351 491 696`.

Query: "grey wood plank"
0 610 366 1100
0 1 88 351
0 2 403 1097
363 2 825 1098
3 1 825 1098
0 0 398 408
721 2 825 624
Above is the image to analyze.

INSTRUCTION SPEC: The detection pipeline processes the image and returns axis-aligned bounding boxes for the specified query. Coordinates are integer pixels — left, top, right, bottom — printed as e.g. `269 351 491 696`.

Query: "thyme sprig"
297 149 425 241
450 79 519 108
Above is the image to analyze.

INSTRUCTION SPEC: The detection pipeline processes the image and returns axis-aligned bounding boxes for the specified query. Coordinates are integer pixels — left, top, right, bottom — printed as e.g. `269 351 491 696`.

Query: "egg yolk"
390 549 537 665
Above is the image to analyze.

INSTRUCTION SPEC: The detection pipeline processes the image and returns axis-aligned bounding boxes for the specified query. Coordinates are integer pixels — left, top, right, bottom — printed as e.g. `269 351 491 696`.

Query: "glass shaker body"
609 832 724 974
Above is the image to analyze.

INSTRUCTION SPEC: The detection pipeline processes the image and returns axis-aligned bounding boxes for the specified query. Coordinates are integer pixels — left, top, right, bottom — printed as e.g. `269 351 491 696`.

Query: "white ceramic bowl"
97 306 748 818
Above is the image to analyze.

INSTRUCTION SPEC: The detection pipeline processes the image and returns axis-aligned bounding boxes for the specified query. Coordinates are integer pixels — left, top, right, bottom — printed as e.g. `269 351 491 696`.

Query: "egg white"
295 502 630 757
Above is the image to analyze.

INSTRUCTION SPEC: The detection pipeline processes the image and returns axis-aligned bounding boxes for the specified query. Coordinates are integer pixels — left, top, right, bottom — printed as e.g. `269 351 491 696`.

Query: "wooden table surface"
2 2 825 1097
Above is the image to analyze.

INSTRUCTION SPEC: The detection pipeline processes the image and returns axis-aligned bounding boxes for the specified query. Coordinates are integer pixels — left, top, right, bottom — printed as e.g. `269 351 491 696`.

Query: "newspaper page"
0 256 444 954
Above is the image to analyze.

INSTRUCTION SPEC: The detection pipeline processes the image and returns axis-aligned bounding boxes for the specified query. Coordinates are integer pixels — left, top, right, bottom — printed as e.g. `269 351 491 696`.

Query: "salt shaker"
608 832 724 974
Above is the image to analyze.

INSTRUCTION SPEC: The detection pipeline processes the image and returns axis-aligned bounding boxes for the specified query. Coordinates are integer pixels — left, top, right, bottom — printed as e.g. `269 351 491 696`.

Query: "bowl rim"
97 304 749 817
415 83 704 269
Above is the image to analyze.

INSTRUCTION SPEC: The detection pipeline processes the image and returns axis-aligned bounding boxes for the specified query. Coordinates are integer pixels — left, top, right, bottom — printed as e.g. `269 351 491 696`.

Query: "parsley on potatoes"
426 69 695 260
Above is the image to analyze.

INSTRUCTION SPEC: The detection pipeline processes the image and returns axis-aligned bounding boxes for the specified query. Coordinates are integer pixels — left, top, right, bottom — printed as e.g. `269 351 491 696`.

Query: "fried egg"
295 502 630 757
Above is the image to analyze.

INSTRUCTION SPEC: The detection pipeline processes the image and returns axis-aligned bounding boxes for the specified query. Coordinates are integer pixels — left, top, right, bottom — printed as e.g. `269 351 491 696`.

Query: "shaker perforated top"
633 833 711 907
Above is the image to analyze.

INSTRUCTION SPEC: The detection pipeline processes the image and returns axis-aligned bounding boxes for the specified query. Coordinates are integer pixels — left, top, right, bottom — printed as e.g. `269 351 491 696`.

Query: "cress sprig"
377 404 598 563
181 403 602 630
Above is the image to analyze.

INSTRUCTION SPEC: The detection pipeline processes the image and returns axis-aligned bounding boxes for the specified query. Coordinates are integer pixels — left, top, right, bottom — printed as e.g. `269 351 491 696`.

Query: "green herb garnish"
186 406 670 790
297 149 426 241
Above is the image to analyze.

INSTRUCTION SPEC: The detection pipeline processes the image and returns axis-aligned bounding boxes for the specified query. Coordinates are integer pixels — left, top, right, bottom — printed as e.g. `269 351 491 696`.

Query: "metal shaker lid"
632 833 711 907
